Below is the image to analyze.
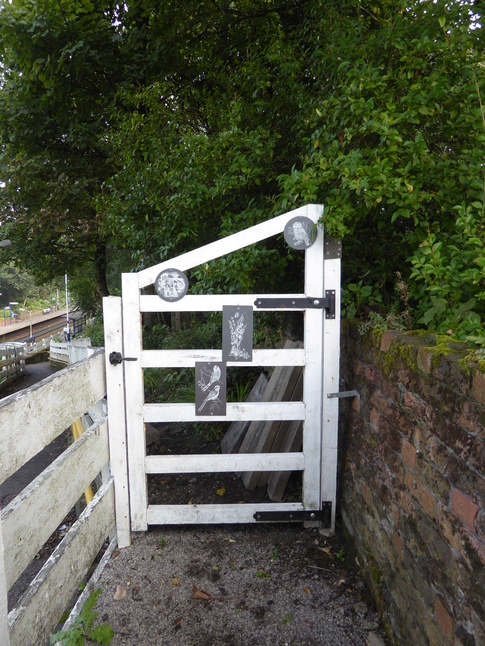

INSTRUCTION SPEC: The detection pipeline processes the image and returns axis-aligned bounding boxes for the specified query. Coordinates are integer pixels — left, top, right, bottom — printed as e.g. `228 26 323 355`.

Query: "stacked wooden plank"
220 340 303 501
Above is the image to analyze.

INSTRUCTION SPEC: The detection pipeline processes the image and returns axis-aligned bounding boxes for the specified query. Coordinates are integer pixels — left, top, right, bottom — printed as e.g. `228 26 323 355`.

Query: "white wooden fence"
0 344 25 392
0 349 116 646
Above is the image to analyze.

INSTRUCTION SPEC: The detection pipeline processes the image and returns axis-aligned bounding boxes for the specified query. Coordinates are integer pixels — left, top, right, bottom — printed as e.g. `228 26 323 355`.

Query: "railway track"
0 313 68 343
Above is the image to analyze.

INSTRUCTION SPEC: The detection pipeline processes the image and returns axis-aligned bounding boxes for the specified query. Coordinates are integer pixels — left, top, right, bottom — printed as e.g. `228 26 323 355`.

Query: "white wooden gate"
103 204 341 548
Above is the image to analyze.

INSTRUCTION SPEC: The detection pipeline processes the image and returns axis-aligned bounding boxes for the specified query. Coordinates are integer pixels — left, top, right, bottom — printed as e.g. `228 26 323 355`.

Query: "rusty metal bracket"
327 390 360 400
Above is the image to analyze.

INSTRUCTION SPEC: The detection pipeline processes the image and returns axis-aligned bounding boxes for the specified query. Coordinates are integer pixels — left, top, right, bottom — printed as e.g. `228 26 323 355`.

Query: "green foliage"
409 201 485 338
50 588 113 645
79 314 105 347
0 0 128 305
1 0 484 343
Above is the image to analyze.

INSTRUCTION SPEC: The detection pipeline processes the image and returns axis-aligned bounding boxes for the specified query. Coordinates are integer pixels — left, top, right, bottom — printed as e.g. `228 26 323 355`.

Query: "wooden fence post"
103 296 131 548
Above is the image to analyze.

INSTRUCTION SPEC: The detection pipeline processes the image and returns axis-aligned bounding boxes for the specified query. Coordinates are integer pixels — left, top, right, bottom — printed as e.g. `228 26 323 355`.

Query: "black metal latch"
109 352 137 366
254 291 335 319
254 502 332 528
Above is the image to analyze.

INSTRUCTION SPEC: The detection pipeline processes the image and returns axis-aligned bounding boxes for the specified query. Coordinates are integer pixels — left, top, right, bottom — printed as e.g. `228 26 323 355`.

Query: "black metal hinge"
254 502 332 528
254 291 335 319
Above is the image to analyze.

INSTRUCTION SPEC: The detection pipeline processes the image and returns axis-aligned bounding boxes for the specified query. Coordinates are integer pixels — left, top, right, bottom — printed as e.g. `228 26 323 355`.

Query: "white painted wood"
141 348 305 368
320 252 342 534
147 502 305 525
1 420 109 590
116 203 342 530
137 204 322 288
103 296 131 548
8 480 115 646
145 452 304 474
143 401 305 423
140 293 310 312
302 221 325 513
121 273 148 532
0 351 106 485
0 512 10 646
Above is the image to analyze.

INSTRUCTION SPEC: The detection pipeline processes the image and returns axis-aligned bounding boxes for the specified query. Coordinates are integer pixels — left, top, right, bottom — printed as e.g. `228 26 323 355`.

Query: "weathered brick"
403 389 433 424
402 438 417 469
361 478 372 506
435 502 467 555
472 369 485 405
391 528 404 560
416 346 433 375
380 331 397 353
458 400 485 436
452 488 480 534
414 454 451 506
435 596 456 641
381 442 405 482
463 530 485 567
404 471 437 517
339 322 485 646
370 407 380 432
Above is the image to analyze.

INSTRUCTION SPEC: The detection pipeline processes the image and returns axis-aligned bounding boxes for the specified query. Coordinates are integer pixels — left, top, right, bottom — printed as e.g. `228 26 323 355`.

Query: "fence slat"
8 480 115 646
1 420 108 590
0 350 106 485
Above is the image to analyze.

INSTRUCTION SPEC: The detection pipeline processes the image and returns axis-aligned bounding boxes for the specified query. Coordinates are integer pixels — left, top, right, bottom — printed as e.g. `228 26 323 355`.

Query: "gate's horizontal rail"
140 293 312 312
145 452 304 474
143 401 305 423
147 502 305 525
141 348 306 368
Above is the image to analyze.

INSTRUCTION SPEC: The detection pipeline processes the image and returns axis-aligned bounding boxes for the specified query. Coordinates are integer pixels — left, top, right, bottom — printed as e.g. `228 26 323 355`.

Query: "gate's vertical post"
121 273 148 532
321 238 342 534
103 296 131 548
0 510 10 645
302 204 325 515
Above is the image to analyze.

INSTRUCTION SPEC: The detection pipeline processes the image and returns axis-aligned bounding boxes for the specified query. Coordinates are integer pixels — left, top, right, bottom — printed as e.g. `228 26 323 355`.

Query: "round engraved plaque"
284 216 317 250
155 268 189 302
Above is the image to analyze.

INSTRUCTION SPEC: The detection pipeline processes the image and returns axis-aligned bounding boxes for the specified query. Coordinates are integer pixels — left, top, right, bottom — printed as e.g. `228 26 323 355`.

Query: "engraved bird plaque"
195 362 226 416
222 305 253 362
283 216 317 250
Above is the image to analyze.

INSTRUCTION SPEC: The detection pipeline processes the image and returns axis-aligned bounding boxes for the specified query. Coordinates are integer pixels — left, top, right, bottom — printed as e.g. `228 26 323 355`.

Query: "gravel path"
93 524 389 646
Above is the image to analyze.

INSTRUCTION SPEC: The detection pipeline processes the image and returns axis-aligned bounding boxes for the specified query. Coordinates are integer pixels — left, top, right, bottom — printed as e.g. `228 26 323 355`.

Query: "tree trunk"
95 243 110 298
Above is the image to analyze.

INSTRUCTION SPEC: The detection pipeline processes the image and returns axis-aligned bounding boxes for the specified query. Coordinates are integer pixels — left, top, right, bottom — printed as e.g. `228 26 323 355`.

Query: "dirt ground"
94 524 389 646
92 424 390 646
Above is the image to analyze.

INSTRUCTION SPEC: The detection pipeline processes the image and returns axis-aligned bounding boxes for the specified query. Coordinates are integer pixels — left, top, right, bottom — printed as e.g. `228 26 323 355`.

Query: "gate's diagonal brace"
254 502 332 528
254 291 335 319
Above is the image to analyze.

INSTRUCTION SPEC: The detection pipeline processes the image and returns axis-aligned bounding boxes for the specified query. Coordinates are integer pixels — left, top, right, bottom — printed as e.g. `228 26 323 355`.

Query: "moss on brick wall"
339 321 485 646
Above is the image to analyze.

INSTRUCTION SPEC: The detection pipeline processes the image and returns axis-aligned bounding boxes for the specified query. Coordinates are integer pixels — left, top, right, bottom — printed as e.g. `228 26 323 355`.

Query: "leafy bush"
50 588 113 645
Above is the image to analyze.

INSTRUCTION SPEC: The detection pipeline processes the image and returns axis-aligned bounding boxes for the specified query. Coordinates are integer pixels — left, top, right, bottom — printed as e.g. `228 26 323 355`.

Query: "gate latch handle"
109 351 137 366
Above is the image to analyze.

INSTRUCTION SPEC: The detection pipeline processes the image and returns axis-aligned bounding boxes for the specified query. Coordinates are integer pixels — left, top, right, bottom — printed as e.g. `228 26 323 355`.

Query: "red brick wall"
339 322 485 645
